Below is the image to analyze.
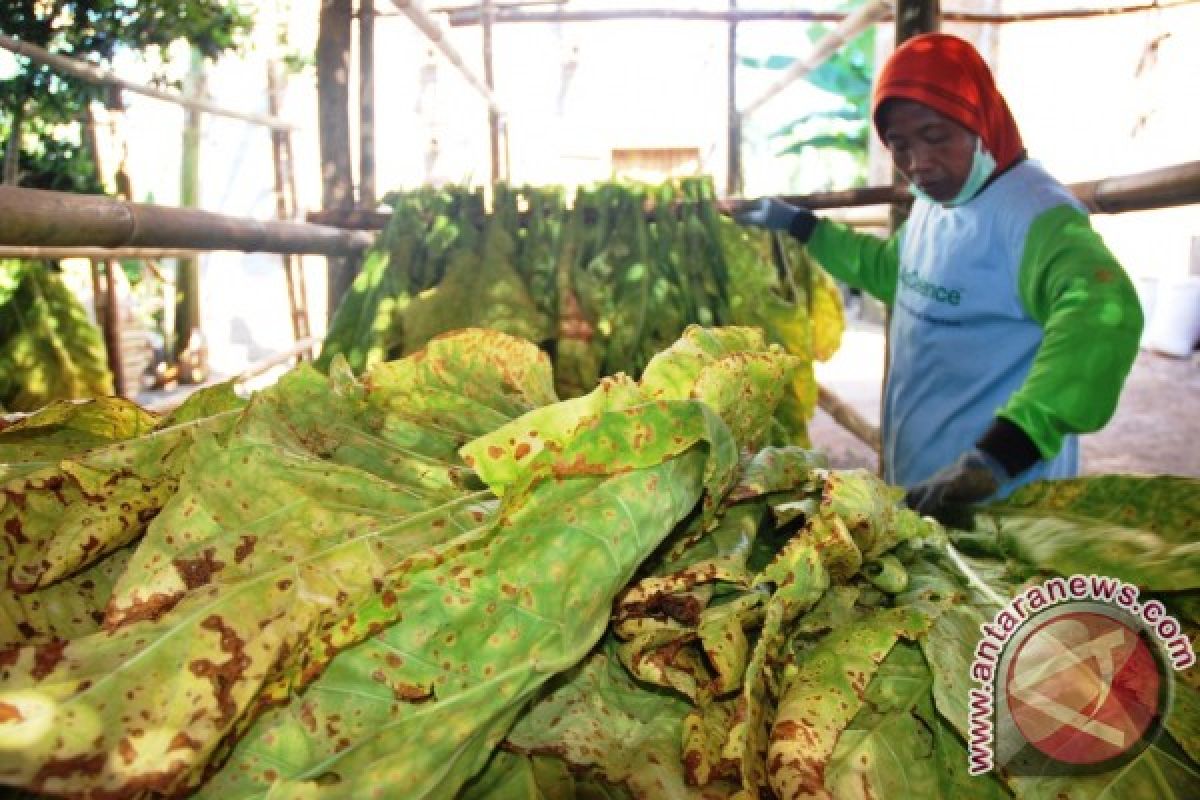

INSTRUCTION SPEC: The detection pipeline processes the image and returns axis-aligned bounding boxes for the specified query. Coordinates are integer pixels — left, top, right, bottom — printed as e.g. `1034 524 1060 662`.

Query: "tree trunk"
3 103 23 185
317 0 357 319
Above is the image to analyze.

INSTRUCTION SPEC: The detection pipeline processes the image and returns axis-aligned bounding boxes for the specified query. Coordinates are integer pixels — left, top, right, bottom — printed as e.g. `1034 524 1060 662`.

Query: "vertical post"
268 61 311 343
174 47 204 361
726 0 741 196
482 0 502 185
3 103 22 184
102 260 126 397
359 0 377 208
318 0 357 318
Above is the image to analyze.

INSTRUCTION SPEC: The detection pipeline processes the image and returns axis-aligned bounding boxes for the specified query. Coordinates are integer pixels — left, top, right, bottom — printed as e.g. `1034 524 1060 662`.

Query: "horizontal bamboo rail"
0 187 374 255
444 0 1200 25
307 161 1200 230
780 160 1200 214
0 246 205 261
0 33 295 131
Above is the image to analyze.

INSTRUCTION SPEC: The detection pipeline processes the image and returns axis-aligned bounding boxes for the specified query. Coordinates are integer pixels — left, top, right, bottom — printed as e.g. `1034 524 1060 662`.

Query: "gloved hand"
733 197 805 231
904 448 1009 524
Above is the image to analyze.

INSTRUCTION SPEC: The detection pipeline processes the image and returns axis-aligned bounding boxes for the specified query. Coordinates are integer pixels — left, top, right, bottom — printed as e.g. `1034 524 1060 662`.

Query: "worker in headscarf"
736 32 1143 522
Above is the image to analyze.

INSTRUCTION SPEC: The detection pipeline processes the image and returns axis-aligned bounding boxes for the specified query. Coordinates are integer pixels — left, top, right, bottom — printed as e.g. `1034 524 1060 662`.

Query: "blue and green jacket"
805 159 1143 493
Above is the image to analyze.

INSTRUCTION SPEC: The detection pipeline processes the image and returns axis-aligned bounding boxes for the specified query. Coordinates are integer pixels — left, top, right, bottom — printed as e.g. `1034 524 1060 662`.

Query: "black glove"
732 198 819 243
905 447 1009 524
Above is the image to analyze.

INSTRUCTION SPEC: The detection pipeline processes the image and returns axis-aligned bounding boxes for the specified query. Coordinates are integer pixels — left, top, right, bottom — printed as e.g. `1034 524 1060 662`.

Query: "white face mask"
908 137 998 208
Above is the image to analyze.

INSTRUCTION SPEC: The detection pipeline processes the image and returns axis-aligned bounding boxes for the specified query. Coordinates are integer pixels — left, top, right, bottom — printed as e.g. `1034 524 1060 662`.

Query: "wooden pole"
443 0 1200 25
0 246 203 260
482 0 502 184
389 1 505 115
101 260 126 397
0 32 295 131
0 186 375 254
175 47 204 361
2 103 21 184
268 61 312 343
359 0 378 207
726 0 741 197
319 0 359 317
818 385 882 454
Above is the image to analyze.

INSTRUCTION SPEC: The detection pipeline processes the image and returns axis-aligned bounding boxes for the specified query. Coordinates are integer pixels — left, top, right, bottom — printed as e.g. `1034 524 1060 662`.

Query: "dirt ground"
807 322 1200 478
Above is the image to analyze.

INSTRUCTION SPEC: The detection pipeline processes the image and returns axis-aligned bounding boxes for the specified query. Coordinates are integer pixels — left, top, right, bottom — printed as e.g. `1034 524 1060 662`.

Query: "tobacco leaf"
0 406 242 592
767 606 932 799
0 330 549 798
196 450 710 799
979 475 1200 591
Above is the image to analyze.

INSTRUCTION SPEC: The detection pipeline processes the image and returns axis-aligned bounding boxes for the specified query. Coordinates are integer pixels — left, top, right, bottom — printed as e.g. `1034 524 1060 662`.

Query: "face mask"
908 137 998 207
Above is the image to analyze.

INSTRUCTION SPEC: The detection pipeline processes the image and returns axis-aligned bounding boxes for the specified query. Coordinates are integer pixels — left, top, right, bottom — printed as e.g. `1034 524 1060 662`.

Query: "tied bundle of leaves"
316 178 845 445
0 260 113 412
0 327 1195 799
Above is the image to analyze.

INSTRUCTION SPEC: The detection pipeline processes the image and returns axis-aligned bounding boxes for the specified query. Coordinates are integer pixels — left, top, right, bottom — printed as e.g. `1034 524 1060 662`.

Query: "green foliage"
0 260 113 411
0 330 1196 799
319 178 845 446
0 1 253 191
741 15 875 184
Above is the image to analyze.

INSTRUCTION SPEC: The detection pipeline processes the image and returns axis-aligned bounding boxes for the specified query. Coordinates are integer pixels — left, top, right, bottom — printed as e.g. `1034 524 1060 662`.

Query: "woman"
736 32 1142 521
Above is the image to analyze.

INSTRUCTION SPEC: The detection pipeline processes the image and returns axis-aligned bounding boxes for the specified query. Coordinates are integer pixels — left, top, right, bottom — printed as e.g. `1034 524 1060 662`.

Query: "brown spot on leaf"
187 616 250 724
0 702 23 722
31 638 67 680
174 548 225 590
3 517 26 544
234 535 257 564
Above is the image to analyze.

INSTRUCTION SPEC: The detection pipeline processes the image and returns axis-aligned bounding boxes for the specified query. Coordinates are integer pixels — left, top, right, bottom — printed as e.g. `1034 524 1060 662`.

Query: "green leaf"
197 448 709 799
767 606 933 798
0 331 546 798
979 476 1200 591
504 641 701 799
0 396 156 482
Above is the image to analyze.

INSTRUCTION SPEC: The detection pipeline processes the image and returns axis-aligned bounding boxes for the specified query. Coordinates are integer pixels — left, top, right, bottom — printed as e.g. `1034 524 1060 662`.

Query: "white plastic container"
1142 276 1200 358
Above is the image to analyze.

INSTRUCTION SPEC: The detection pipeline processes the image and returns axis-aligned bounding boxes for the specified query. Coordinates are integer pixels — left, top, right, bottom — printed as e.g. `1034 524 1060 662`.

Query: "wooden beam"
0 186 375 254
726 0 741 197
443 0 1200 25
483 0 503 184
740 0 892 119
390 1 506 115
359 0 378 207
0 32 295 131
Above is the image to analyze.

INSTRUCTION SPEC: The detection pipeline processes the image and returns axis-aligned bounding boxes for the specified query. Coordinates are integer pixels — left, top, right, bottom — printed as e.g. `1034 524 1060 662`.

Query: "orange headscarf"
872 33 1025 171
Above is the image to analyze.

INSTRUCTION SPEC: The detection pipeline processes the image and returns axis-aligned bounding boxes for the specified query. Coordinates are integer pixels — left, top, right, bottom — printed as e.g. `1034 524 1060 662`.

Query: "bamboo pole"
483 0 503 184
268 61 311 342
726 0 741 197
0 32 295 131
443 0 1200 25
175 48 204 361
389 1 506 115
818 385 882 454
0 186 375 254
359 0 378 207
101 260 127 397
0 247 204 260
740 0 892 119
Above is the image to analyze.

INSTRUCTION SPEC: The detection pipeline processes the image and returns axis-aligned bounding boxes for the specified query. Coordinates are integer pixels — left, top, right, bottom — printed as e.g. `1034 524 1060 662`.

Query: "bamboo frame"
0 187 374 255
389 1 506 115
0 33 295 131
360 0 379 208
442 0 1200 25
0 247 203 260
308 162 1200 230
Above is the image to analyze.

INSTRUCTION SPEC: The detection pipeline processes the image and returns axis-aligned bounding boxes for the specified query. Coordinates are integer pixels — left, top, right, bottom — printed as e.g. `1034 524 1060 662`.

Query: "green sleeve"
805 218 901 305
999 205 1143 459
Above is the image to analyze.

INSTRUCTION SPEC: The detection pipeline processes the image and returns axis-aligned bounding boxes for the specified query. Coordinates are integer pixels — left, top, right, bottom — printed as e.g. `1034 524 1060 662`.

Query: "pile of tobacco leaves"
317 179 844 444
0 327 1195 799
